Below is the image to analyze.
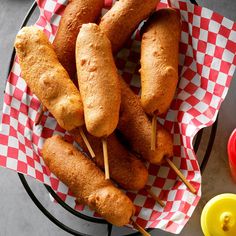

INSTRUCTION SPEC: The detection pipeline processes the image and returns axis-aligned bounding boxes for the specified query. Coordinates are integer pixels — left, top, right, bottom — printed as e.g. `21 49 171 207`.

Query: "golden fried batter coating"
99 0 160 53
140 9 181 115
76 23 120 137
73 129 148 191
53 0 104 81
118 79 173 165
14 26 84 131
42 135 135 226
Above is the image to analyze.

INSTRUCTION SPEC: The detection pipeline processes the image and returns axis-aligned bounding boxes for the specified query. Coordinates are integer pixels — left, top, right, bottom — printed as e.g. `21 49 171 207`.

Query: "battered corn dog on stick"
76 23 120 138
118 79 196 193
42 135 135 226
140 9 181 115
14 26 84 131
140 9 181 150
53 0 104 81
118 79 173 165
99 0 160 53
73 130 148 191
140 8 181 150
76 23 121 179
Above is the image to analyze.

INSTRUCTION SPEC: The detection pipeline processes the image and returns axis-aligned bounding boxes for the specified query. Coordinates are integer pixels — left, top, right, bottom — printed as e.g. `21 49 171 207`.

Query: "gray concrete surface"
0 0 236 235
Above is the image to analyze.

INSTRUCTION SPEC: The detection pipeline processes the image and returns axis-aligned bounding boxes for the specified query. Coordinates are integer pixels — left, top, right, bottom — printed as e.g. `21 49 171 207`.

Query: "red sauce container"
228 129 236 182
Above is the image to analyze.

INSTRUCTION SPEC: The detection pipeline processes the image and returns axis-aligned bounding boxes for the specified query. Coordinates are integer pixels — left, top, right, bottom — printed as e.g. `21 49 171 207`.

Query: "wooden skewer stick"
79 128 96 158
131 219 151 236
151 114 157 151
102 138 110 180
145 187 165 207
165 157 197 194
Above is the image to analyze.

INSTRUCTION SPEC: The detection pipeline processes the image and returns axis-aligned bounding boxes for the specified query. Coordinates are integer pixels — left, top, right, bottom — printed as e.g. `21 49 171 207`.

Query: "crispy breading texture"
140 9 181 115
42 135 135 226
76 23 121 137
14 26 84 131
99 0 160 53
118 79 173 165
73 129 148 191
53 0 104 81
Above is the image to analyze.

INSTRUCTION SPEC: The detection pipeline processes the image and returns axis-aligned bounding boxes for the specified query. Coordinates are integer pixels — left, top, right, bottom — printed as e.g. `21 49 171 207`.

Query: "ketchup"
228 129 236 182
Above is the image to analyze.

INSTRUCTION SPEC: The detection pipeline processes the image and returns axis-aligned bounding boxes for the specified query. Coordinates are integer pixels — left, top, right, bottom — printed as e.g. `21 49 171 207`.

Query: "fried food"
99 0 160 53
53 0 104 81
140 9 181 115
118 79 173 165
76 23 120 138
14 26 84 131
42 135 135 226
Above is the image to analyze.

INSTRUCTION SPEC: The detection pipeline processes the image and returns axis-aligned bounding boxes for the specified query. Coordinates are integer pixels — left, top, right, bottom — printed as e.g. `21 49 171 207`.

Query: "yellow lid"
201 194 236 236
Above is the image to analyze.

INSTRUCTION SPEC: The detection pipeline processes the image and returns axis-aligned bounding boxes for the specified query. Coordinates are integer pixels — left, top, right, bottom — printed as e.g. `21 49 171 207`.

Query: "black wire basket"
8 0 218 235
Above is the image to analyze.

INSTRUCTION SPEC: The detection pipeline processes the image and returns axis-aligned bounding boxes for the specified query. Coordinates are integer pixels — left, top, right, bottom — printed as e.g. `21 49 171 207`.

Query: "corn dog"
42 135 135 226
53 0 104 81
99 0 160 53
118 79 173 165
119 80 197 193
140 9 181 115
14 26 84 131
76 23 120 138
73 130 148 191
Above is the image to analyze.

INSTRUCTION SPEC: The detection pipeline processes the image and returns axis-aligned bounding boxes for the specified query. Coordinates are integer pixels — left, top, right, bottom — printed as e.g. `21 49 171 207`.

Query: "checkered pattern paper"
1 0 236 234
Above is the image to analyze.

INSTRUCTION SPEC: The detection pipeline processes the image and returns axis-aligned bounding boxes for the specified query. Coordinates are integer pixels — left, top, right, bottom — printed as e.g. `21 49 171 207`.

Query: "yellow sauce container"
201 194 236 235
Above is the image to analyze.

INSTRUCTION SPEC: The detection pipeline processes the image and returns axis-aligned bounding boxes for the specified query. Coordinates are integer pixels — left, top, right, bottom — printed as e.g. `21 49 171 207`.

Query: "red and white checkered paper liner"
1 0 236 234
